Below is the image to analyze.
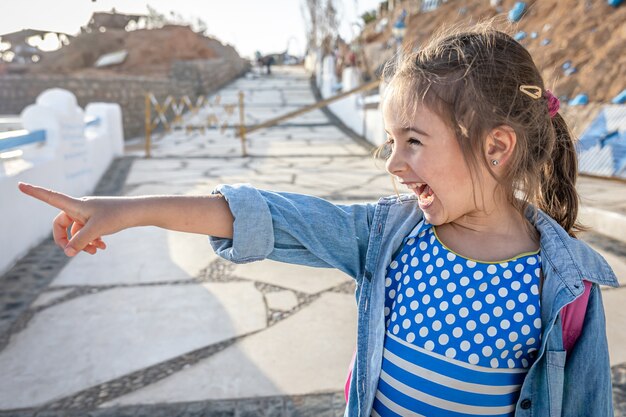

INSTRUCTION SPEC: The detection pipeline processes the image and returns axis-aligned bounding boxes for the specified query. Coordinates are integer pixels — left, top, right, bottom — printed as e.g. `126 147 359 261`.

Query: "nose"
385 146 408 176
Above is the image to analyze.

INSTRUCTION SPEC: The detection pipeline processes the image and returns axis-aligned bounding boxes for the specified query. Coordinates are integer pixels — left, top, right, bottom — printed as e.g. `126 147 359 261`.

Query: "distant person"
254 50 263 73
19 24 617 416
255 52 274 75
263 55 275 75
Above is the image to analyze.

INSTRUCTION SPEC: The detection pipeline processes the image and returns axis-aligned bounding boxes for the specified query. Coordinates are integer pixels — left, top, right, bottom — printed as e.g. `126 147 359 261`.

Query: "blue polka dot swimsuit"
372 221 542 417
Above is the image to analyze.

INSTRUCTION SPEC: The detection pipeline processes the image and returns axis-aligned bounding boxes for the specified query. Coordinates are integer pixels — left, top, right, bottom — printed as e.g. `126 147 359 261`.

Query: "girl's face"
383 101 495 226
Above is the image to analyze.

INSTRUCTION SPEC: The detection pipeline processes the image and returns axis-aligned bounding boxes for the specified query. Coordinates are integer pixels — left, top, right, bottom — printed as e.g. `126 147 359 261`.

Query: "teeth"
403 183 434 205
420 185 434 203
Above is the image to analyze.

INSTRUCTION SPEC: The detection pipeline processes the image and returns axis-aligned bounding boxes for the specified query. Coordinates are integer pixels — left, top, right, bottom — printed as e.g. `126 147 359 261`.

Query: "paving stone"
282 394 336 417
125 161 204 185
614 363 626 417
594 248 626 287
87 408 139 417
265 290 298 312
253 144 360 157
181 400 236 417
294 174 370 193
578 177 626 216
51 227 216 286
55 394 345 417
0 411 35 417
124 183 204 196
101 293 356 406
235 396 283 417
232 259 352 294
581 232 626 288
30 288 74 308
601 288 626 367
0 282 266 409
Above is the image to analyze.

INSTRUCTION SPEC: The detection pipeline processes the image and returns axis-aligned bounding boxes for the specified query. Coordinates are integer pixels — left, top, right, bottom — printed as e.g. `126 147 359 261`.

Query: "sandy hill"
361 0 625 103
22 25 242 78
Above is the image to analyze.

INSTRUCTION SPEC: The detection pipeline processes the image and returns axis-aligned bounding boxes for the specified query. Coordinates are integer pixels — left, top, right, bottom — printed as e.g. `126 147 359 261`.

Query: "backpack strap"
344 349 356 402
560 280 592 353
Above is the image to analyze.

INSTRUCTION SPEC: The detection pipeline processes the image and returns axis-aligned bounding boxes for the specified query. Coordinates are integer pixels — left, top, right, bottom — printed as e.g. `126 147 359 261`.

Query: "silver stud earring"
491 159 499 166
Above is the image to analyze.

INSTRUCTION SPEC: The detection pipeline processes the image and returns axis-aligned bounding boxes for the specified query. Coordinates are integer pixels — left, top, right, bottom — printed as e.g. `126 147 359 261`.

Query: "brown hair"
381 24 582 236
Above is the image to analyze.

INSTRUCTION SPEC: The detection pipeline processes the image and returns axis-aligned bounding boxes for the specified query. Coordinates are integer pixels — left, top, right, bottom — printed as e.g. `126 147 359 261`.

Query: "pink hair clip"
520 85 560 118
545 90 560 118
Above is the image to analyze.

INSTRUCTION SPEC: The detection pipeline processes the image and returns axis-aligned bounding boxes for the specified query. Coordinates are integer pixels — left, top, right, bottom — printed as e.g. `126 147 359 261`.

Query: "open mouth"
417 184 435 207
406 183 435 208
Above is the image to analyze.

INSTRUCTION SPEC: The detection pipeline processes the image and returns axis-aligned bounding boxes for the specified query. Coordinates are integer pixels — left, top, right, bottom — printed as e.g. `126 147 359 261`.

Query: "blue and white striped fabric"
372 222 541 417
372 334 526 416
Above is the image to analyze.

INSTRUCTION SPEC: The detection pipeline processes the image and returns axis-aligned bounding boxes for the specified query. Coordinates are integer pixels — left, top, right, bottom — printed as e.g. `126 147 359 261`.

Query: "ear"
485 125 517 167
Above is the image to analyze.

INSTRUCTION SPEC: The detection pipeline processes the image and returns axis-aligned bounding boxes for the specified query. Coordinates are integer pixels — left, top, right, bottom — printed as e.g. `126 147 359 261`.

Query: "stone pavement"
0 65 625 416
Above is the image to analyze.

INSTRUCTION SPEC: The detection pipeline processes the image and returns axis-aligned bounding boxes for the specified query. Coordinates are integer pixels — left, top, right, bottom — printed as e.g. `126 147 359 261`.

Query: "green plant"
361 10 377 25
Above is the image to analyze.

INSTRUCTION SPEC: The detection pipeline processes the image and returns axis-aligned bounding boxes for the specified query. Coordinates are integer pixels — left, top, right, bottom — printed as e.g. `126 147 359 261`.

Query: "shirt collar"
528 207 618 288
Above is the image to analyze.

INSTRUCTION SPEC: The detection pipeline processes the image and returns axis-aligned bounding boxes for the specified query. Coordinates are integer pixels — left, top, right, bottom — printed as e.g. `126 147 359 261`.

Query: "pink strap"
344 350 356 402
561 280 592 352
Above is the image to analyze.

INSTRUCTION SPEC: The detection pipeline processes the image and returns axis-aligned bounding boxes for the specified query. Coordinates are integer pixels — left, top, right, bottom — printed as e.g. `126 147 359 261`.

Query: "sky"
0 0 382 60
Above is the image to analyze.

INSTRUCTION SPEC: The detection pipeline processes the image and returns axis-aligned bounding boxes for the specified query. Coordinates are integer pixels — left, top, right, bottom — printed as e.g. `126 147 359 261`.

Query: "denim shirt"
209 184 619 417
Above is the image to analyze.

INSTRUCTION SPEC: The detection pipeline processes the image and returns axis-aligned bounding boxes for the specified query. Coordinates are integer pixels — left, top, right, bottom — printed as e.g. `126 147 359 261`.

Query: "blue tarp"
577 106 626 178
608 0 624 7
508 2 526 22
569 94 589 106
514 31 527 41
612 89 626 104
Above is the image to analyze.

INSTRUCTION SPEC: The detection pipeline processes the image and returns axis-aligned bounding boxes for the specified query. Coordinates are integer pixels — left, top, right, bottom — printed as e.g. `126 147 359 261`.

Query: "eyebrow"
385 126 430 137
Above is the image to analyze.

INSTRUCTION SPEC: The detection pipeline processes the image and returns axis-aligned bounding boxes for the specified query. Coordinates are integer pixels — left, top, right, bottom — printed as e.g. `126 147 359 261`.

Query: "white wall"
313 54 386 146
0 88 124 275
328 67 365 136
364 103 386 147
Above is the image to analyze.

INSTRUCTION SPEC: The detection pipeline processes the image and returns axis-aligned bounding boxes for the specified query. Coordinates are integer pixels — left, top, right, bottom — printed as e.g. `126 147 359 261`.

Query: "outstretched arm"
18 182 234 257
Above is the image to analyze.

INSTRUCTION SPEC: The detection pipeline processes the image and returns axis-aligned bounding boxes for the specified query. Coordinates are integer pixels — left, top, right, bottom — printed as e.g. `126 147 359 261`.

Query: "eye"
408 138 423 146
379 138 394 159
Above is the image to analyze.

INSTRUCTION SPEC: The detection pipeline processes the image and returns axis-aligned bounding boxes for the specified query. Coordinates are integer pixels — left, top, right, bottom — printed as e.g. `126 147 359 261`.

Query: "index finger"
18 182 77 212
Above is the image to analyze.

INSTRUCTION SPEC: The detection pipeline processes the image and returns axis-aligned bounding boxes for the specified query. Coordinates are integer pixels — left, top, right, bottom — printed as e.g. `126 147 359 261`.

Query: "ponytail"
538 114 584 236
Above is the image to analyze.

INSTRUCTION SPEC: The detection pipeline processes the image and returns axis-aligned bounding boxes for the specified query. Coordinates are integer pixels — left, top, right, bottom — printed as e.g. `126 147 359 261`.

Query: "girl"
19 26 618 416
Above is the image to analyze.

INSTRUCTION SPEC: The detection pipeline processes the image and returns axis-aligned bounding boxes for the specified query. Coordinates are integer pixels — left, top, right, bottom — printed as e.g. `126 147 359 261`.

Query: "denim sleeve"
208 183 375 279
562 284 614 416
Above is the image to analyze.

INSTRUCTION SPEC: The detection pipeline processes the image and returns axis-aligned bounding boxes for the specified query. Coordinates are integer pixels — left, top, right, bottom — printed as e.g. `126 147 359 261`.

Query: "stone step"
579 205 626 246
0 392 347 417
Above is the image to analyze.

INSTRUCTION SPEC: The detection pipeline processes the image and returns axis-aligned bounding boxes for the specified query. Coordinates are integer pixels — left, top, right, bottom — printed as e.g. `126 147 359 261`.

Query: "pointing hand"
18 182 117 257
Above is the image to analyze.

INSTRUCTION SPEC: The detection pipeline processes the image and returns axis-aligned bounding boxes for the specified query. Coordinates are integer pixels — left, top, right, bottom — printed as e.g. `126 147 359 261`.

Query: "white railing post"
321 55 337 99
20 105 61 161
85 103 124 185
1 88 126 275
36 89 91 196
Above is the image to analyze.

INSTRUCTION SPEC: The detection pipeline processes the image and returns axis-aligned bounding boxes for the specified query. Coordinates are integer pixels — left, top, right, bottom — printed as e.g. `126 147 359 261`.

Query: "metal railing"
144 79 381 158
144 93 240 158
0 130 46 152
241 79 381 137
236 79 380 156
0 116 100 154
